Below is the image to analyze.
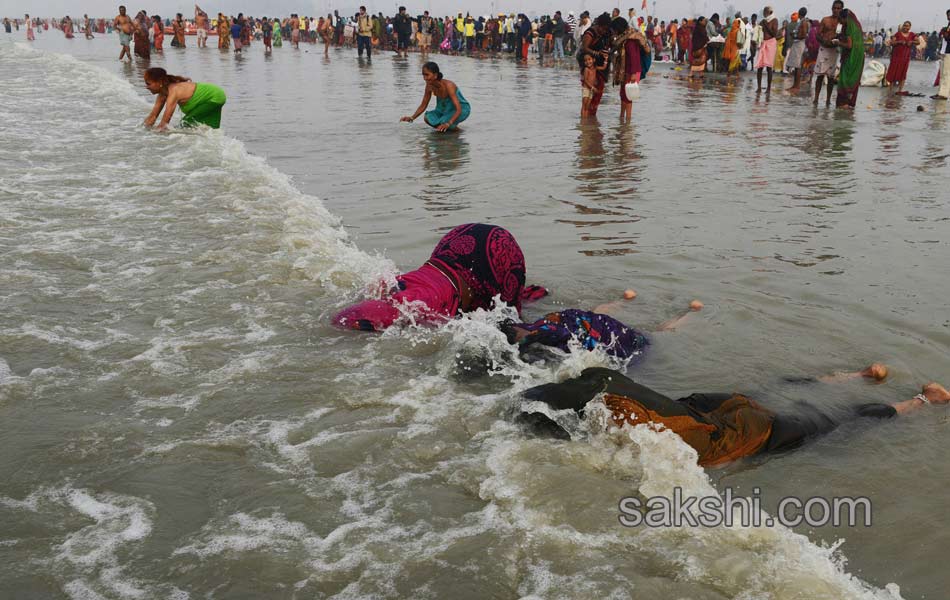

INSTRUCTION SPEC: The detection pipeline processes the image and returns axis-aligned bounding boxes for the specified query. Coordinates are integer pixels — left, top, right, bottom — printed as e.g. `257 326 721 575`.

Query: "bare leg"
656 300 703 331
789 68 801 93
814 74 824 104
756 67 763 92
825 77 835 106
817 363 889 384
766 67 773 94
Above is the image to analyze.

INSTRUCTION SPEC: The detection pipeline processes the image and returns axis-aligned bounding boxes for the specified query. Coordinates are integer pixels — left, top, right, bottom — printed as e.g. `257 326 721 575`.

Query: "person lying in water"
400 61 471 132
517 365 931 467
143 67 227 131
501 301 702 361
333 223 546 332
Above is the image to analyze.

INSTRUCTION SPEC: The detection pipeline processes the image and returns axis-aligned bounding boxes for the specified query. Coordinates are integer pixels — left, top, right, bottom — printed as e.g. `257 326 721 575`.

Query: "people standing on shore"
755 6 778 94
611 17 650 122
722 15 744 79
689 16 709 79
834 8 865 108
786 8 810 93
886 21 915 94
578 13 611 114
814 1 843 106
934 10 950 100
356 6 373 60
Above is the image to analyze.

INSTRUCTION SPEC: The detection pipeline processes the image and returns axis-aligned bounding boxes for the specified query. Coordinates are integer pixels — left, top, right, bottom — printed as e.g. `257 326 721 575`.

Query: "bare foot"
922 383 950 405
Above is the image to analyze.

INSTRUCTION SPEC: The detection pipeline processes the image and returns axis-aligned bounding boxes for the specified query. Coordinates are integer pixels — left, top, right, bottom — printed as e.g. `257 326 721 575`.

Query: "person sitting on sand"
142 68 227 131
400 61 471 132
516 364 940 467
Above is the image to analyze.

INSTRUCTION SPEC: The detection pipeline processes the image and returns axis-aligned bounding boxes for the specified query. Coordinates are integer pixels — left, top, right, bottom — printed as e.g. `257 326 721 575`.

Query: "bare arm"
401 86 433 121
155 86 185 131
143 94 166 127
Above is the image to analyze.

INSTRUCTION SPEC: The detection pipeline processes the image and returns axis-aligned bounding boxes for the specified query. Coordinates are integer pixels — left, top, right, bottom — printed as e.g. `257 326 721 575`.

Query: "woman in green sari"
834 8 864 108
272 19 283 47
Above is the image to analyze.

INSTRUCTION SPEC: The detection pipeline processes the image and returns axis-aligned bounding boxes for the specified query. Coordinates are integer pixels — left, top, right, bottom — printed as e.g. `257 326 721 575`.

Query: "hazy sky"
4 0 949 30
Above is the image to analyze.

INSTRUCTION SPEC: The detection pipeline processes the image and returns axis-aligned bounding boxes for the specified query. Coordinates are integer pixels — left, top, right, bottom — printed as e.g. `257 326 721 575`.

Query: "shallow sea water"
1 32 949 599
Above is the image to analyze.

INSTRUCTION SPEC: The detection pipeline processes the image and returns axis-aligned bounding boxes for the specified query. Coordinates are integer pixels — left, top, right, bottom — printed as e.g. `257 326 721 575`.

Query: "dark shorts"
397 33 411 48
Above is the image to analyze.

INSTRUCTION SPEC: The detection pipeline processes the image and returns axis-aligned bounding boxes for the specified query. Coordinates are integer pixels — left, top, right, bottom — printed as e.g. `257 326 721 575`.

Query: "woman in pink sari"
886 22 914 94
333 224 545 332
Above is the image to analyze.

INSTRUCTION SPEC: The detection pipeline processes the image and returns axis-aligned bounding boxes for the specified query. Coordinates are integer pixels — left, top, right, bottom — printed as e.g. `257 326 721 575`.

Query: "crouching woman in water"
518 366 942 467
333 223 546 332
143 67 227 131
400 61 471 132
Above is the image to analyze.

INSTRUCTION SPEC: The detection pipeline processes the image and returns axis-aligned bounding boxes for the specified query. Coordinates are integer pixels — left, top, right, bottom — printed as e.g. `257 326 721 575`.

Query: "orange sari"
723 22 741 72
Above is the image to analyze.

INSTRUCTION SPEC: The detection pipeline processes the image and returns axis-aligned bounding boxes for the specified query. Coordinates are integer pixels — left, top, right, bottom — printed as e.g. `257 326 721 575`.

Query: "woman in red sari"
677 18 692 64
886 21 914 94
133 12 150 59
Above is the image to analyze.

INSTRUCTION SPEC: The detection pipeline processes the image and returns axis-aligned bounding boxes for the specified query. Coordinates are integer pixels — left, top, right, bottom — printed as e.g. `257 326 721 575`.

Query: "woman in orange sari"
217 14 230 49
722 16 742 79
152 15 164 53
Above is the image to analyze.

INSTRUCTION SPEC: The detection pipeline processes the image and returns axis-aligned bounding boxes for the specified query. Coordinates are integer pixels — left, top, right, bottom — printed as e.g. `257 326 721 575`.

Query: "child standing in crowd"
580 52 604 116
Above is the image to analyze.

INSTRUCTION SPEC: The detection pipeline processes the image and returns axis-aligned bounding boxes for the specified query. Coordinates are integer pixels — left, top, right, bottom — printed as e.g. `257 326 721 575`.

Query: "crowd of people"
6 3 950 111
5 7 950 465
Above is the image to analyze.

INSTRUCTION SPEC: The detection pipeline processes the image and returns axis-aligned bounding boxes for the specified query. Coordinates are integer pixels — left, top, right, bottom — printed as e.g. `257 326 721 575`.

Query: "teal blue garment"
424 87 471 129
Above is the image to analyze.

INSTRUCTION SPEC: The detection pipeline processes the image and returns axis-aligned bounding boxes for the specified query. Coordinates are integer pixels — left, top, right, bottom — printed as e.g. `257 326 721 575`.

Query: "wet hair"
832 0 844 8
422 61 443 79
711 13 719 20
839 8 850 20
144 67 190 91
610 17 629 34
799 7 808 18
595 13 611 27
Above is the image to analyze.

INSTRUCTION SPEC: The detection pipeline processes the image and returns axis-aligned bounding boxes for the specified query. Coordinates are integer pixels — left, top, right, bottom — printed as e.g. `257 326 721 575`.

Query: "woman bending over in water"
142 68 227 131
333 224 546 332
400 61 471 132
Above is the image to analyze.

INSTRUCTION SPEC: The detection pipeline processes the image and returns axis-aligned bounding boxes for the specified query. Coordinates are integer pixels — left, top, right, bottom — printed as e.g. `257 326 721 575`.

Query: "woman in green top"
400 61 471 132
272 19 282 47
143 68 227 130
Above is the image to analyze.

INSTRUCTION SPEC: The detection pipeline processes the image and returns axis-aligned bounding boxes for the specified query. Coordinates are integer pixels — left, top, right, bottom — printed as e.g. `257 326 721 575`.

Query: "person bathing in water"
517 364 937 468
400 62 471 132
142 68 227 131
333 224 546 332
501 299 703 361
